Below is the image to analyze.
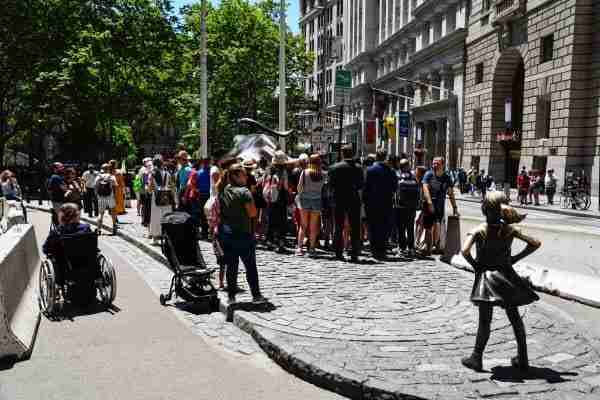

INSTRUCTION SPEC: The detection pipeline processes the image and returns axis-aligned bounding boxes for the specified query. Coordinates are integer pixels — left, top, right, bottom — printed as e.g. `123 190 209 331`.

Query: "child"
460 192 540 372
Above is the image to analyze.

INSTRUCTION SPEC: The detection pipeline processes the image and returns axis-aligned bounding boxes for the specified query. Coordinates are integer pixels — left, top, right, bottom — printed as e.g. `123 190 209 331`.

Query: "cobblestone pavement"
30 203 600 399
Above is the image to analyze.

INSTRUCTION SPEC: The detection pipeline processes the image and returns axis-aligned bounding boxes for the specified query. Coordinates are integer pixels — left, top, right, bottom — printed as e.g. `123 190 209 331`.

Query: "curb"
456 196 600 220
449 255 600 309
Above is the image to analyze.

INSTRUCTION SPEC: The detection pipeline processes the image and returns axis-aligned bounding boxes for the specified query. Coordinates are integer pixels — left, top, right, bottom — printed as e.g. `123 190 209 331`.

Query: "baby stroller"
159 212 218 310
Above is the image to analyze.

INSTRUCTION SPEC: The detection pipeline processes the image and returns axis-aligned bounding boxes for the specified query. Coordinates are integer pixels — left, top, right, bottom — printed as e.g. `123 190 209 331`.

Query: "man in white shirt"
138 157 152 227
82 164 99 217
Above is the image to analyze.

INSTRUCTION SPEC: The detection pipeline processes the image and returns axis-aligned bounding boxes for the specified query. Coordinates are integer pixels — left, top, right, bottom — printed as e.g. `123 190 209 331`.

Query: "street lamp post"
200 0 208 159
278 0 287 151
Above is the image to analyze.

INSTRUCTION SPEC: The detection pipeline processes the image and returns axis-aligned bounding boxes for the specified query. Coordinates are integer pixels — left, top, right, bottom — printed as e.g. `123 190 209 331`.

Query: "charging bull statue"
227 118 294 162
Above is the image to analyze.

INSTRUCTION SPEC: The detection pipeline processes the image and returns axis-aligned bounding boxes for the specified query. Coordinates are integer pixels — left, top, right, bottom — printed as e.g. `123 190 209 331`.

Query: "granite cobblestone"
28 204 600 399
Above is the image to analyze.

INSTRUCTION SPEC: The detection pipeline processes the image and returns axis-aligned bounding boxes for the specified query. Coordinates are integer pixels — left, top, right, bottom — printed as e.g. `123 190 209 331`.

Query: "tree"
182 0 313 156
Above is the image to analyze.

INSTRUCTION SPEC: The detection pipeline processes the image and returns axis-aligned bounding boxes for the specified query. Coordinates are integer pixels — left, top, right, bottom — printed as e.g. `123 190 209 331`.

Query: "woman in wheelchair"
42 203 92 292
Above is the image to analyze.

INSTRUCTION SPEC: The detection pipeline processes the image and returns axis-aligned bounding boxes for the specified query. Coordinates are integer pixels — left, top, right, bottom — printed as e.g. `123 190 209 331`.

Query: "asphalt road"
456 200 600 278
0 210 344 400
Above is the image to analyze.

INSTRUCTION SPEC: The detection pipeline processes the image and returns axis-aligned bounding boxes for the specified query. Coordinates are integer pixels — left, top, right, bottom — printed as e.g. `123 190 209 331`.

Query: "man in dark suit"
364 150 398 260
328 144 363 262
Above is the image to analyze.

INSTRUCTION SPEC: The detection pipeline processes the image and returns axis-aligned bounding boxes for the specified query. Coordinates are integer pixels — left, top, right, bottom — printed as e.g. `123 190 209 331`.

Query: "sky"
171 0 301 33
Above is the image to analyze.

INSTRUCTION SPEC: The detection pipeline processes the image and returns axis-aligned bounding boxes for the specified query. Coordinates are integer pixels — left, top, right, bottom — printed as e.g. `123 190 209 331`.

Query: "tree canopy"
0 0 313 167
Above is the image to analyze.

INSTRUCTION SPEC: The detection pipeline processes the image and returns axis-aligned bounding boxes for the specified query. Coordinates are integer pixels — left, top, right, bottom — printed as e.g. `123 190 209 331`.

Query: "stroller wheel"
159 294 167 306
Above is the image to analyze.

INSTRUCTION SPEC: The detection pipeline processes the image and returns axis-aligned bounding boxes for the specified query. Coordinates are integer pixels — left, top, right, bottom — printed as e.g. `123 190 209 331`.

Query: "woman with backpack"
147 154 174 245
217 163 266 304
264 151 289 253
95 163 118 235
296 154 324 256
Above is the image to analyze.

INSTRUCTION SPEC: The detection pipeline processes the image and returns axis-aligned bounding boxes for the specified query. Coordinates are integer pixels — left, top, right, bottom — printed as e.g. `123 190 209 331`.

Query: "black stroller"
159 212 219 310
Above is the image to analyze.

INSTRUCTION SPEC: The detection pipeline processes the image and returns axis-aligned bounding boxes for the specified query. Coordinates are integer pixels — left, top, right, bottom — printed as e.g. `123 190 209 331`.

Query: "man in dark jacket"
364 150 397 259
328 145 363 262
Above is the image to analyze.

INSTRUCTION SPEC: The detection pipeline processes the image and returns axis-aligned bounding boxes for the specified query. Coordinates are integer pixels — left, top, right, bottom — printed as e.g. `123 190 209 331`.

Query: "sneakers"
295 248 304 256
252 295 267 304
511 356 529 371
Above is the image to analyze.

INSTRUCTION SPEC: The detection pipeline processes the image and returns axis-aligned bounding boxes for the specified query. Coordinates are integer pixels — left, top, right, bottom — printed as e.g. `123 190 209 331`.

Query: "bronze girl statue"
461 192 541 372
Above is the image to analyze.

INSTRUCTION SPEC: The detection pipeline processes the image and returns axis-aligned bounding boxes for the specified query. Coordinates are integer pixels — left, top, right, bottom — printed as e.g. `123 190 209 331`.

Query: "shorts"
298 194 322 212
422 205 444 229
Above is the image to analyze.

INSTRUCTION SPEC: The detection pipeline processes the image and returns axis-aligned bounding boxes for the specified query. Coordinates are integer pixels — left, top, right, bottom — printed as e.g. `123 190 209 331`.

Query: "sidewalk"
28 201 600 399
455 189 600 219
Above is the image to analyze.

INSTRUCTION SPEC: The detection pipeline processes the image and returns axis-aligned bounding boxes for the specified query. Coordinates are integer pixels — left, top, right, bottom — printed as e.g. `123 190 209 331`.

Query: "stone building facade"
342 0 469 167
300 0 345 153
464 0 599 193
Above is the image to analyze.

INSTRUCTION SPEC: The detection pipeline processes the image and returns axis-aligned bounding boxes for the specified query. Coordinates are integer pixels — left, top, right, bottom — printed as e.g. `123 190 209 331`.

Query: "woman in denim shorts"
296 154 325 256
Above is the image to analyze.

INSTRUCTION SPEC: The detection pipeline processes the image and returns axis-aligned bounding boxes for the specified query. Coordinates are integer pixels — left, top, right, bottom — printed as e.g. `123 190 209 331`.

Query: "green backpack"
133 175 143 194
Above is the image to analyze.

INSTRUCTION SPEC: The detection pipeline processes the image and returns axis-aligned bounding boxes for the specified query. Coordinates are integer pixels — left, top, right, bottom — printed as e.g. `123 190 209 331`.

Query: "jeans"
334 201 361 258
83 188 98 217
219 226 261 297
396 207 416 250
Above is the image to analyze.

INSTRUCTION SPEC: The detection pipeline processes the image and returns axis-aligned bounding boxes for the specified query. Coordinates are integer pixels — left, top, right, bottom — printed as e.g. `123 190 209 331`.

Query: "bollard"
441 215 461 263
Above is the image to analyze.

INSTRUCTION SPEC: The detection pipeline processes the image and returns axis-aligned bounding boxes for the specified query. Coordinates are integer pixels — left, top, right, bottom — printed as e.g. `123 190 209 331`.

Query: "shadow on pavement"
491 365 578 384
46 302 122 322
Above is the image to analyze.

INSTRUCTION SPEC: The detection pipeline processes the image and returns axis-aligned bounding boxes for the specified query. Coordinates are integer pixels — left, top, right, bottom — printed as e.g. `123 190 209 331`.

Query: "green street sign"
335 70 352 89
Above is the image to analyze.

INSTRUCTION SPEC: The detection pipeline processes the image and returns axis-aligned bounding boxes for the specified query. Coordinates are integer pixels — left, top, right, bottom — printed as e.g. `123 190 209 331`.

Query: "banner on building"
384 116 396 142
398 111 410 138
366 120 376 144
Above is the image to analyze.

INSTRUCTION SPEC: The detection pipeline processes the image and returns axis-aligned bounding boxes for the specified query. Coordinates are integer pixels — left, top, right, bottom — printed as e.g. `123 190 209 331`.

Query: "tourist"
421 157 459 256
531 171 543 206
328 144 363 262
517 167 530 205
395 159 420 258
148 154 174 245
217 163 266 304
95 163 118 235
176 151 193 210
545 169 557 205
48 162 67 225
194 158 212 239
461 192 541 372
0 170 21 200
64 167 83 209
138 157 153 227
264 151 289 253
82 164 99 217
364 150 397 260
296 154 324 256
109 160 126 216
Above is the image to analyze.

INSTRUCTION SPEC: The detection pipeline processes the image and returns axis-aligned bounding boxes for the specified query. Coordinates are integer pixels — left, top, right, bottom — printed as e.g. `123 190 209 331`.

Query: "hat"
177 150 190 161
242 159 257 169
53 162 64 172
272 151 287 165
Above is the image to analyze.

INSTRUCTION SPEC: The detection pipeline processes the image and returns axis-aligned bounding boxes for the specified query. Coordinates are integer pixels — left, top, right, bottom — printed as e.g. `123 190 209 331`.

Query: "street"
0 210 343 400
457 199 600 278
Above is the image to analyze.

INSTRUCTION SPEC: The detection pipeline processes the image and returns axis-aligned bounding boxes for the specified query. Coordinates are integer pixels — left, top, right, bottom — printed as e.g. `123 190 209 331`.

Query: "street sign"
398 111 410 137
335 69 352 106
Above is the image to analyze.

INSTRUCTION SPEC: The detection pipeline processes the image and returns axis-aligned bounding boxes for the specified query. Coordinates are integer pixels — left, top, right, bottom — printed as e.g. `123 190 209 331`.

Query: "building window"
471 156 480 171
482 0 491 11
536 94 551 139
480 14 489 26
473 108 482 142
475 63 484 84
541 34 554 64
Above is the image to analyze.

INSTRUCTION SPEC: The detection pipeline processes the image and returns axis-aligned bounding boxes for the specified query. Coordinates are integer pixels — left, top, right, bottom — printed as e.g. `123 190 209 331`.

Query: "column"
429 20 435 45
441 11 447 37
379 0 383 43
456 0 466 29
415 28 422 52
392 0 396 35
399 0 404 28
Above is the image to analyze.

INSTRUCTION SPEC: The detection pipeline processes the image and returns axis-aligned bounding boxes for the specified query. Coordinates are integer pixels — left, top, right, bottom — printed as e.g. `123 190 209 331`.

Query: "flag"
366 120 376 144
384 116 396 142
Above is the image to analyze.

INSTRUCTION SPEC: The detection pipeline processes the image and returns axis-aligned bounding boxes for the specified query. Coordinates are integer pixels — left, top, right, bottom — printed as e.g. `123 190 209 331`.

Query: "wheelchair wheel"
97 254 117 306
39 259 57 315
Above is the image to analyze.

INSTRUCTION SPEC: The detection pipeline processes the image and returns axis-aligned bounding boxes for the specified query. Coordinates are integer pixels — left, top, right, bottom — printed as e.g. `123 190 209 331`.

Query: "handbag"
155 190 173 207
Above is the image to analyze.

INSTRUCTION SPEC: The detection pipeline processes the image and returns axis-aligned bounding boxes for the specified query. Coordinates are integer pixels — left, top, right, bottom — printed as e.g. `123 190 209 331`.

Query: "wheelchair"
38 231 117 316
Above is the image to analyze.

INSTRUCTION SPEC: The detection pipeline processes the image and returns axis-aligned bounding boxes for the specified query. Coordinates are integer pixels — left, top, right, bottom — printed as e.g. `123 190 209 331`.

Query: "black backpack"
96 175 113 196
395 172 420 209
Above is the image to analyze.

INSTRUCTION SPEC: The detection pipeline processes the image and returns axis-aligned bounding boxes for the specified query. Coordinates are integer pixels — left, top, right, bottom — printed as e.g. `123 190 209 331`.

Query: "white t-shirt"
82 170 99 189
209 166 220 197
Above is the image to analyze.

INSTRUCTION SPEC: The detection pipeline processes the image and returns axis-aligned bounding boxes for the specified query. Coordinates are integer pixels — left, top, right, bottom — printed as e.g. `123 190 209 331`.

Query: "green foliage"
1 0 312 165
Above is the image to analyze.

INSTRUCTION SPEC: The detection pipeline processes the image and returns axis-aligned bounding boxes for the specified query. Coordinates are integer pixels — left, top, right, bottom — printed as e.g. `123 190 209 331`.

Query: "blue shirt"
196 167 211 195
48 174 65 202
43 223 92 255
177 164 192 193
423 170 452 210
